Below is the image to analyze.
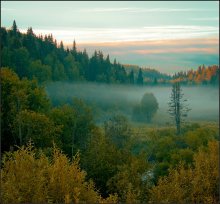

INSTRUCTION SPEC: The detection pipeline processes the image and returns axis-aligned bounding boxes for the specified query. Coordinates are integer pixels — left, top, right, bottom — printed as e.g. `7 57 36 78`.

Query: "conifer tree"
12 20 18 34
137 68 144 86
129 70 134 84
168 82 190 135
73 40 76 51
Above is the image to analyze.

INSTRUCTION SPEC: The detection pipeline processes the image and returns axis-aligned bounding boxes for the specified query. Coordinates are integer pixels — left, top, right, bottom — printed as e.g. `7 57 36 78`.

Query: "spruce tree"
12 20 18 34
137 68 144 86
168 82 191 135
129 70 134 84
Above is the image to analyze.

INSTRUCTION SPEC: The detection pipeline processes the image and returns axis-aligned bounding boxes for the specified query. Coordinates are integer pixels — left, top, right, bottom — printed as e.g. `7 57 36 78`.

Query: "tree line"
172 64 219 85
1 20 142 85
1 21 218 86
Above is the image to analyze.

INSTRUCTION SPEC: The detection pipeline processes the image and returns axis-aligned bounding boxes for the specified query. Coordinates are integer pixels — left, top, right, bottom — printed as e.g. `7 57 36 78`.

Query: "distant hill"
123 64 171 83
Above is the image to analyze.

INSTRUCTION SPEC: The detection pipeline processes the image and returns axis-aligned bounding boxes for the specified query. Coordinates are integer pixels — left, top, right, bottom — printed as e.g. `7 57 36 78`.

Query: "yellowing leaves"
150 141 219 204
1 144 118 203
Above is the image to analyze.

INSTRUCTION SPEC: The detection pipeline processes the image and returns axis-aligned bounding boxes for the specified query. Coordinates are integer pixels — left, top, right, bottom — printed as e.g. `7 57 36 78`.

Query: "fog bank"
46 82 219 124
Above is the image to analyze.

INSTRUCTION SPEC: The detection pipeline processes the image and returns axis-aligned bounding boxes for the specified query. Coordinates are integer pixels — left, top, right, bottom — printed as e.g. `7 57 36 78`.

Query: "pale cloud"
190 17 219 21
80 7 215 13
133 47 218 55
20 25 219 44
1 7 15 11
81 8 131 12
76 36 219 65
77 37 219 48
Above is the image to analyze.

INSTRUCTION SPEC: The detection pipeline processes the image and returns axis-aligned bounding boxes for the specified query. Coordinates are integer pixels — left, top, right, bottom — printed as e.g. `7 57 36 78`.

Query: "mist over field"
46 82 219 124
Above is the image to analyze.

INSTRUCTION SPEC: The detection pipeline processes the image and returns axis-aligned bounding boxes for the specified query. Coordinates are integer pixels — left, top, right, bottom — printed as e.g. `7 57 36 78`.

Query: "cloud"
75 37 219 71
1 7 15 11
78 37 219 48
80 7 215 13
81 8 131 12
133 47 218 55
20 25 219 44
189 17 219 21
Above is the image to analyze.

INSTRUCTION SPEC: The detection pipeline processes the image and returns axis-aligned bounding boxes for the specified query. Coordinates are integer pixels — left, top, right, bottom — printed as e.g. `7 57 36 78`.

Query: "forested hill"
1 21 139 85
123 64 219 86
123 64 172 84
1 21 219 86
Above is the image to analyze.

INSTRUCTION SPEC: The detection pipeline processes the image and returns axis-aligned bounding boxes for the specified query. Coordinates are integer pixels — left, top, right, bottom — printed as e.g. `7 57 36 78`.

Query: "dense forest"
1 21 219 86
1 21 136 85
1 21 219 203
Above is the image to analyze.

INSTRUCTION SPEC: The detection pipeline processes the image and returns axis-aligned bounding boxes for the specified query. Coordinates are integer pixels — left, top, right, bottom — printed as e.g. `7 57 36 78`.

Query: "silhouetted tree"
168 82 191 135
137 68 144 86
12 20 18 35
73 40 76 52
153 78 158 85
129 70 135 84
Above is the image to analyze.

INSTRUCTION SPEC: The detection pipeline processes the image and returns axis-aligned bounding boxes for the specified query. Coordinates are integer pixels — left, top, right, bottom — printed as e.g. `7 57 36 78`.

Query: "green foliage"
82 128 150 202
137 68 144 86
82 130 124 197
25 79 51 113
134 124 219 185
64 53 80 81
49 100 95 156
1 22 130 84
183 126 218 150
29 60 52 82
2 21 218 86
124 64 171 84
12 110 61 148
140 93 159 122
1 68 51 151
1 20 219 204
107 153 149 203
71 98 95 150
104 114 131 148
170 148 194 166
49 105 76 155
168 82 190 135
132 93 159 122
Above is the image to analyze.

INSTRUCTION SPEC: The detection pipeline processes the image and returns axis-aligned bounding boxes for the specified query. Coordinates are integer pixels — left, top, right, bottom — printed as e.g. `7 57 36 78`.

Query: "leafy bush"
104 114 131 148
1 143 118 203
150 141 219 204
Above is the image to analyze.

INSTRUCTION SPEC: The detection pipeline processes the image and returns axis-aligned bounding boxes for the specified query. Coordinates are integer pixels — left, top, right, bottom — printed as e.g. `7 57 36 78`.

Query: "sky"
1 1 219 73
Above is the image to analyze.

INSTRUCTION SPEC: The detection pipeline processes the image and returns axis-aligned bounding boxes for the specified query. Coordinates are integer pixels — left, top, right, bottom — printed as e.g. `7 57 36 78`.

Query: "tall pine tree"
137 68 144 86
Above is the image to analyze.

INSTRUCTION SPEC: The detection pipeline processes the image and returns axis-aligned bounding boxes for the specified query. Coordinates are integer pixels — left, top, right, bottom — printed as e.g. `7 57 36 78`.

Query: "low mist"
46 82 219 124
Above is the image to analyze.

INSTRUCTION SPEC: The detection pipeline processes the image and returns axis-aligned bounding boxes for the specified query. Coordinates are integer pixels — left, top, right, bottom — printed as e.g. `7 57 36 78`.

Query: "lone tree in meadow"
132 93 159 123
168 82 190 135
